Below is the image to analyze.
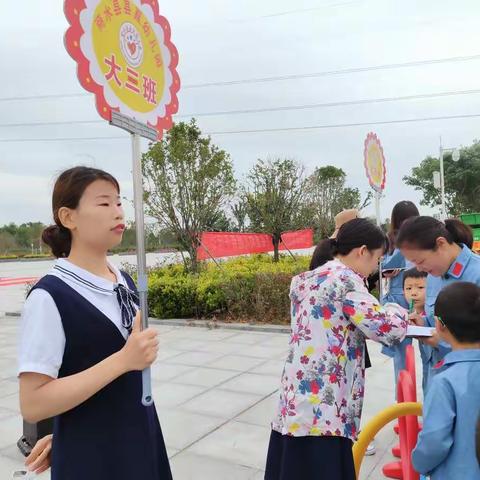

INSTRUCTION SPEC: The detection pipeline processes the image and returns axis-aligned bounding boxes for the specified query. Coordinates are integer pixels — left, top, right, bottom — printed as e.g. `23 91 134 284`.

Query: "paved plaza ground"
0 316 422 479
0 262 422 479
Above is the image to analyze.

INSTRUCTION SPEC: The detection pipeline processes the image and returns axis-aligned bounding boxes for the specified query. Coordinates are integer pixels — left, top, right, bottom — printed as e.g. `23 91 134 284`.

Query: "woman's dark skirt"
265 430 356 480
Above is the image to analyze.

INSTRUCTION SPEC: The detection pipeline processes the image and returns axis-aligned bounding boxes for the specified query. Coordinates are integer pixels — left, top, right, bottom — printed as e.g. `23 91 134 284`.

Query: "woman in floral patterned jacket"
265 218 408 480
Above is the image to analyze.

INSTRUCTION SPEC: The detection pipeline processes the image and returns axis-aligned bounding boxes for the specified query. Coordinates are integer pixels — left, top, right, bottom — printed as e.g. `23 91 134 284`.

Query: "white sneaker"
365 439 376 456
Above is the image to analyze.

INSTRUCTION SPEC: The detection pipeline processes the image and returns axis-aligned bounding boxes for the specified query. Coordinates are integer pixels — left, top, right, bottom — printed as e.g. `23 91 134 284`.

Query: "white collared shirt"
18 259 130 379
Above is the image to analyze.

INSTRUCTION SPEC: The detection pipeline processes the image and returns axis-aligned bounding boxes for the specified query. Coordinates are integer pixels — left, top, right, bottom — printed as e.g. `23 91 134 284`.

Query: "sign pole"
363 132 387 302
375 190 383 300
111 112 158 406
131 132 153 406
375 190 381 227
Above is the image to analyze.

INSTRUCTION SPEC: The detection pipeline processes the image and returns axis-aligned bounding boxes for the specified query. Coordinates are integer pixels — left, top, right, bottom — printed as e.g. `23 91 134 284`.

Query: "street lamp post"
438 137 460 221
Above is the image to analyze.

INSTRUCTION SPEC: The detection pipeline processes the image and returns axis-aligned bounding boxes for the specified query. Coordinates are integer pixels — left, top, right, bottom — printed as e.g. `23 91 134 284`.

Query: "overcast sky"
1 0 480 226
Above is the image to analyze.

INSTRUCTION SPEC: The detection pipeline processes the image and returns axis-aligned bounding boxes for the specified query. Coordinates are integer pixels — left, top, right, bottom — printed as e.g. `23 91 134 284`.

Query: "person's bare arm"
19 312 158 423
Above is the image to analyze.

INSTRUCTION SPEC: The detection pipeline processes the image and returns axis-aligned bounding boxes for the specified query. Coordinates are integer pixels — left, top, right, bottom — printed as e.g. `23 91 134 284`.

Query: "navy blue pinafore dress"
29 273 172 480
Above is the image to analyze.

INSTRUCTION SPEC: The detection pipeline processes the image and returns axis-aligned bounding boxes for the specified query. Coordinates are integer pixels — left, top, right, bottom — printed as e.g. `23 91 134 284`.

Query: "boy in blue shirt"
412 282 480 479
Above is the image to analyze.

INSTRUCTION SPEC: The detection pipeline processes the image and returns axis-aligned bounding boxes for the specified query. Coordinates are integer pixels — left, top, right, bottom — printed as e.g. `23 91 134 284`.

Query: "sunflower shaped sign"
363 132 386 193
65 0 180 139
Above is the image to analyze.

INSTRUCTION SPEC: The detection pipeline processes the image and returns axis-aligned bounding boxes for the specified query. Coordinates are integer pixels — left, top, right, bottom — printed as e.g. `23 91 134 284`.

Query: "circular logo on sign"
119 22 144 68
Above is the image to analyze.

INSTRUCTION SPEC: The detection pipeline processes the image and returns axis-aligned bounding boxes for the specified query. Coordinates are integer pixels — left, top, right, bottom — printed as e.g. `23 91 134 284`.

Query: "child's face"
404 277 426 309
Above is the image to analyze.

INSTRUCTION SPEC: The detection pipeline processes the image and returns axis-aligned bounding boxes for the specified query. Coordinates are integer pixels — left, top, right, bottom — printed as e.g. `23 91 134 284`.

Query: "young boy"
402 268 429 393
412 282 480 479
403 268 427 313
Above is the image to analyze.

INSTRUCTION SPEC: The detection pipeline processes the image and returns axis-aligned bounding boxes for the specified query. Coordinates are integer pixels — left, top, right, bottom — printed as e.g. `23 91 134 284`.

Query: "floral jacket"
271 259 408 441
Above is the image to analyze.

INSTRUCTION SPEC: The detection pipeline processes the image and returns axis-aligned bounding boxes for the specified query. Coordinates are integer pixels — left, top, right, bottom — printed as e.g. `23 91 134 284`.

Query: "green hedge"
147 254 310 324
0 253 52 260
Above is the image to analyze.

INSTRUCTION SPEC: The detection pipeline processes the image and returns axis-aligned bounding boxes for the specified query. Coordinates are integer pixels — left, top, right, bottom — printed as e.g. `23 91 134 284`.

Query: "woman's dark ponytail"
42 225 72 258
310 238 338 270
444 219 473 249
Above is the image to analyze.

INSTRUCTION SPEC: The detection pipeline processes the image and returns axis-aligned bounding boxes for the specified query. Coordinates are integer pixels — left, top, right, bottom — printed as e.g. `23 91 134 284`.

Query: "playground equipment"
382 345 422 479
354 344 423 479
460 213 480 253
392 345 420 458
353 401 422 478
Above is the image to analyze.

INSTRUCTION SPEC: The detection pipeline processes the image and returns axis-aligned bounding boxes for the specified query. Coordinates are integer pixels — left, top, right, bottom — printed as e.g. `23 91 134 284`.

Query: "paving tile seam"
167 370 247 395
167 371 278 392
162 354 268 371
168 370 250 410
169 389 276 461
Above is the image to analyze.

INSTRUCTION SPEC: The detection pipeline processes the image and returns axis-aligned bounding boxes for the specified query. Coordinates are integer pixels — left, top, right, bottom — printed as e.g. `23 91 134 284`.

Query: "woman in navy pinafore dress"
18 167 172 479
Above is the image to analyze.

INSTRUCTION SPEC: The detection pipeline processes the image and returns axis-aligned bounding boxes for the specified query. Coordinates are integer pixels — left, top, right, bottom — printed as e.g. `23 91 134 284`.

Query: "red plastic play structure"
391 345 420 458
382 345 422 480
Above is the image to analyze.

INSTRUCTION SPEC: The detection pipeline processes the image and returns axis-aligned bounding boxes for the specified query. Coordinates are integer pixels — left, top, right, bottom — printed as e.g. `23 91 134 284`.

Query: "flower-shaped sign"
363 132 386 192
65 0 180 139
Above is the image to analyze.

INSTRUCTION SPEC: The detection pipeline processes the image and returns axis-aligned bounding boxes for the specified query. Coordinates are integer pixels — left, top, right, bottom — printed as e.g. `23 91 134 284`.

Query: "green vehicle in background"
459 213 480 253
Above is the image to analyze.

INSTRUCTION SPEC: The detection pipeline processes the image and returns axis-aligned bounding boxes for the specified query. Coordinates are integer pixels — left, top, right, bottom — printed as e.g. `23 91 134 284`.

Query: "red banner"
197 229 314 260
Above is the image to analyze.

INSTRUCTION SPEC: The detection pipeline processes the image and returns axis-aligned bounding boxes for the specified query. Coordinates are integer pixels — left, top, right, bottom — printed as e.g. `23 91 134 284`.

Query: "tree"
0 231 15 254
230 199 249 232
204 209 232 232
142 119 236 271
303 166 366 238
404 141 480 216
119 222 162 252
244 158 306 262
0 222 46 254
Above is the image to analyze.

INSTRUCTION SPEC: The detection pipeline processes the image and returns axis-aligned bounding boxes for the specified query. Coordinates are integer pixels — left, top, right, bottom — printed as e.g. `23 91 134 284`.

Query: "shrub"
148 273 198 319
147 254 309 324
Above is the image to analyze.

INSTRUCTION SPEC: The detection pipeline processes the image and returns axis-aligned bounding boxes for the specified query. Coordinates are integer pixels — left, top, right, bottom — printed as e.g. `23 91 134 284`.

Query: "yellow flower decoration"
352 313 364 324
304 346 315 356
289 423 300 433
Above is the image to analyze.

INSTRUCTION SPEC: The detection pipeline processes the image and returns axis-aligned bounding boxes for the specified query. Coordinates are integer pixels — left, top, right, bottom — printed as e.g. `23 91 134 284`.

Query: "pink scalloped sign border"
64 0 180 139
363 132 386 192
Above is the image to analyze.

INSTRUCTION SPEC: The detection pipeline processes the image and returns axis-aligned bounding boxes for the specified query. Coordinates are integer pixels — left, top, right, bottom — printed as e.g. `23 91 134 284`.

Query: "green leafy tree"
142 120 236 271
304 166 368 238
0 231 16 254
204 209 232 232
404 141 480 216
245 158 306 262
0 222 46 254
231 199 249 232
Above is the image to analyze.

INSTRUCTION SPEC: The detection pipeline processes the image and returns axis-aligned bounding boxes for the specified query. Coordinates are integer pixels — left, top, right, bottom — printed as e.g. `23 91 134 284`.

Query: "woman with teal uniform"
397 216 479 390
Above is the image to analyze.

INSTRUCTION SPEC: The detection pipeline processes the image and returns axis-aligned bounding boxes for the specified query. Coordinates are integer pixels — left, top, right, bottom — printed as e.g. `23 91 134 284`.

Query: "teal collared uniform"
423 244 480 385
381 249 412 389
412 349 480 480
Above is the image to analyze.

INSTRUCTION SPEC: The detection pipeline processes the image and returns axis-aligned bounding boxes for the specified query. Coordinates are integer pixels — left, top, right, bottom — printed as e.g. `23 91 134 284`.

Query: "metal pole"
375 191 381 228
375 190 383 301
439 137 446 221
131 133 153 407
